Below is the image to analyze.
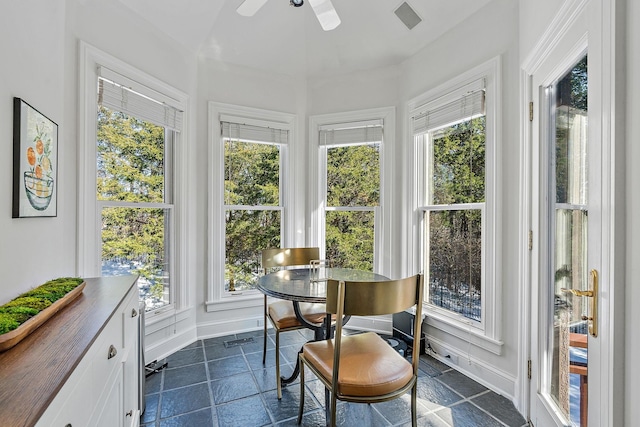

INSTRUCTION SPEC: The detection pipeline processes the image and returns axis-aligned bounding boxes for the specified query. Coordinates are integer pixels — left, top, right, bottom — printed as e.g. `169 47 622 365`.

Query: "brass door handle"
560 269 598 338
561 288 593 298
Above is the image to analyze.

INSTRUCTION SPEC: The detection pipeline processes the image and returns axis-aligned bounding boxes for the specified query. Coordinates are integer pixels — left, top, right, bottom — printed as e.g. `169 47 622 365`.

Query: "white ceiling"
115 0 493 78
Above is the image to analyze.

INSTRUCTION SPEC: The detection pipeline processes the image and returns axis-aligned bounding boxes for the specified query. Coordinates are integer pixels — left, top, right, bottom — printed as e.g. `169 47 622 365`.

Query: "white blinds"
97 69 183 132
412 79 485 135
319 119 383 146
221 122 288 144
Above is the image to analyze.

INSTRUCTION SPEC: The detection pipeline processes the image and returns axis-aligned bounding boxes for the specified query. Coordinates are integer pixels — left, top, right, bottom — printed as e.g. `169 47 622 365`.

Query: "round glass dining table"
256 267 389 387
256 267 389 304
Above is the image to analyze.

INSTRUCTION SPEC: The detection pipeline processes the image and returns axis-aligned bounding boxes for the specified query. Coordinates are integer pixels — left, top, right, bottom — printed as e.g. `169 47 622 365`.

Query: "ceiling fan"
237 0 341 31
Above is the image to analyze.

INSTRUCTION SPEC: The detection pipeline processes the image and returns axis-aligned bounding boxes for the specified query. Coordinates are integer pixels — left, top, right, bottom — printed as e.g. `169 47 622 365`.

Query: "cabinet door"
94 365 124 427
123 344 140 426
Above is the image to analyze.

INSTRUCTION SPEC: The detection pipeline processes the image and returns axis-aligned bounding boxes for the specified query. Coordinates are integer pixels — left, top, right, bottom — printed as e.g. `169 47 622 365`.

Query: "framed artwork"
12 98 58 218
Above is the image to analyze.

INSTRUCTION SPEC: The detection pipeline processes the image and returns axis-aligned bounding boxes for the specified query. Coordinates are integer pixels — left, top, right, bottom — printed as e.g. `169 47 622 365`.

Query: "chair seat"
268 300 332 329
302 331 413 397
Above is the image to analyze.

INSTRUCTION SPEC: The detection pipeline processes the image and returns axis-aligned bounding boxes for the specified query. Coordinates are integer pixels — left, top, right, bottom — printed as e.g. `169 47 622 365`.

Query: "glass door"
546 56 589 426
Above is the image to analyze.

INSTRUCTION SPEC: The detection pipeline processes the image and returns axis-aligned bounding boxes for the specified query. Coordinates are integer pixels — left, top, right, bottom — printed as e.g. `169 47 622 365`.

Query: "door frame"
518 0 623 425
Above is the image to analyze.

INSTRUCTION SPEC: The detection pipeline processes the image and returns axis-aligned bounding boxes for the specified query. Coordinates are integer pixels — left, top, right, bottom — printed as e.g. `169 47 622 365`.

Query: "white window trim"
309 107 395 277
206 102 296 310
77 42 191 321
407 56 503 353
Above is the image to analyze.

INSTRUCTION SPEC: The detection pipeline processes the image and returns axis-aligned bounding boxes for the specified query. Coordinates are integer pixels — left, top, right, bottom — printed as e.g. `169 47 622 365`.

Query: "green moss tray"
0 278 85 352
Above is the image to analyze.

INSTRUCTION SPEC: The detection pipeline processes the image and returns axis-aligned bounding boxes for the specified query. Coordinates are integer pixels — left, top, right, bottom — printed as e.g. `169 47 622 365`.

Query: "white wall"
0 0 71 304
519 0 566 58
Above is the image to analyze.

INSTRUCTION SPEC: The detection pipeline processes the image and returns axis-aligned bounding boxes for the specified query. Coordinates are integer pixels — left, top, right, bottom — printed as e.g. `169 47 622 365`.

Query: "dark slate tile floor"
141 329 527 427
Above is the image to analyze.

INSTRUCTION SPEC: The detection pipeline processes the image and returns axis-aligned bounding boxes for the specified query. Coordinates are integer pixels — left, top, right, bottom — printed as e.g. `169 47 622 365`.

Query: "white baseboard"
144 324 198 362
425 335 518 401
197 316 268 340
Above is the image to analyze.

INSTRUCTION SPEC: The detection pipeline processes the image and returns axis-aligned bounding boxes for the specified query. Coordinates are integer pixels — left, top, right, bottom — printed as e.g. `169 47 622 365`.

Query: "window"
320 122 382 271
410 57 501 347
310 108 394 276
96 72 180 312
78 43 189 319
223 122 286 292
207 103 295 305
415 86 485 322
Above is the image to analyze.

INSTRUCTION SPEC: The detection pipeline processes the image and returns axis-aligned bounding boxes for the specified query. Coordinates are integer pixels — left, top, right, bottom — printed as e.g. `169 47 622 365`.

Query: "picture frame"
12 98 58 218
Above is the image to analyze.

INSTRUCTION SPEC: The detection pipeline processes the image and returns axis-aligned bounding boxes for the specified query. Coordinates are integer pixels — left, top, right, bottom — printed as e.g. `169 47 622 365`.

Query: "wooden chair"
297 274 424 427
262 247 329 399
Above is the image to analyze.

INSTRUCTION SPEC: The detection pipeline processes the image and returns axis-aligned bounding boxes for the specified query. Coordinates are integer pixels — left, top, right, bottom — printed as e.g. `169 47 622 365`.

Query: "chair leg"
276 329 282 399
411 383 417 427
262 297 268 365
329 389 337 427
325 388 330 426
297 355 305 424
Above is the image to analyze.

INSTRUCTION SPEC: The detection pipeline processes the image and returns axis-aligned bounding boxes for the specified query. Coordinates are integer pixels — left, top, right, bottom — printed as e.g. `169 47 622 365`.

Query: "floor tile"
373 393 431 424
210 372 260 404
204 342 242 360
263 387 319 422
208 355 250 380
437 369 488 398
215 394 272 427
416 375 464 411
471 391 527 426
145 368 164 394
165 347 205 368
433 401 504 427
158 407 217 427
163 363 207 390
159 382 211 419
141 393 159 424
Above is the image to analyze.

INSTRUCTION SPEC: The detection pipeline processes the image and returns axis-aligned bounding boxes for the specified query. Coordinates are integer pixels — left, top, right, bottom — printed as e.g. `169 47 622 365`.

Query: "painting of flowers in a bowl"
12 98 58 218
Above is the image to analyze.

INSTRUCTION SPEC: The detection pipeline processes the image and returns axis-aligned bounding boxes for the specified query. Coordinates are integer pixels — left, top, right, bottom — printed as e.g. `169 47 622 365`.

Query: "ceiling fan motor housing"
290 0 303 7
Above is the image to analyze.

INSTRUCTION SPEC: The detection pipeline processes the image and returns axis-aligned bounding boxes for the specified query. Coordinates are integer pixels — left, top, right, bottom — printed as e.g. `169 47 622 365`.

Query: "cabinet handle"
126 410 133 417
107 344 117 360
131 308 138 318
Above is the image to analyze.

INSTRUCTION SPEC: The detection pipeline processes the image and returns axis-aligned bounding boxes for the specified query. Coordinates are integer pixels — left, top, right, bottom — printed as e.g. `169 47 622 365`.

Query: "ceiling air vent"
394 2 422 30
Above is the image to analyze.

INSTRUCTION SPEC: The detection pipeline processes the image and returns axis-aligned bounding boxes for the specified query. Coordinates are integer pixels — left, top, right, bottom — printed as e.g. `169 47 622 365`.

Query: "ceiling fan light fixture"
290 0 304 7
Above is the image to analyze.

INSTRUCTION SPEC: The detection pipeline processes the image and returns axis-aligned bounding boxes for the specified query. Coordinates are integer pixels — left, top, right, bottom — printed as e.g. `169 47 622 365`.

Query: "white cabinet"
35 282 140 427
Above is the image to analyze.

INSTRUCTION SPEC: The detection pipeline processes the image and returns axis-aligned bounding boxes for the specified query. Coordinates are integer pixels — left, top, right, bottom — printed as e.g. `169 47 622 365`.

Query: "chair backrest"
328 274 424 377
261 247 320 272
326 275 423 317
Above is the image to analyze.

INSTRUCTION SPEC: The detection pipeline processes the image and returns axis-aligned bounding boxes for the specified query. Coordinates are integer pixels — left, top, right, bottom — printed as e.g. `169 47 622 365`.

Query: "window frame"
408 56 503 353
206 102 295 310
78 42 191 322
309 107 395 277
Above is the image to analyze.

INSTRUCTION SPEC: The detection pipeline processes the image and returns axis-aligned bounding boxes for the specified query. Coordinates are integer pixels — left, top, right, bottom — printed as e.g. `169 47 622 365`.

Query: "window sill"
205 293 263 313
424 306 503 355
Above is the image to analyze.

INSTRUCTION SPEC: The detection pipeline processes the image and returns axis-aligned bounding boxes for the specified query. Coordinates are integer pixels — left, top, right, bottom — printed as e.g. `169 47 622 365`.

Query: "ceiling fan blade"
237 0 268 17
308 0 341 31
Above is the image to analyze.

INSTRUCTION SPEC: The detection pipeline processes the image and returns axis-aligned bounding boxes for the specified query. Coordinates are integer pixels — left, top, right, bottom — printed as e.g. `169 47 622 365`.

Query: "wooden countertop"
0 275 138 427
